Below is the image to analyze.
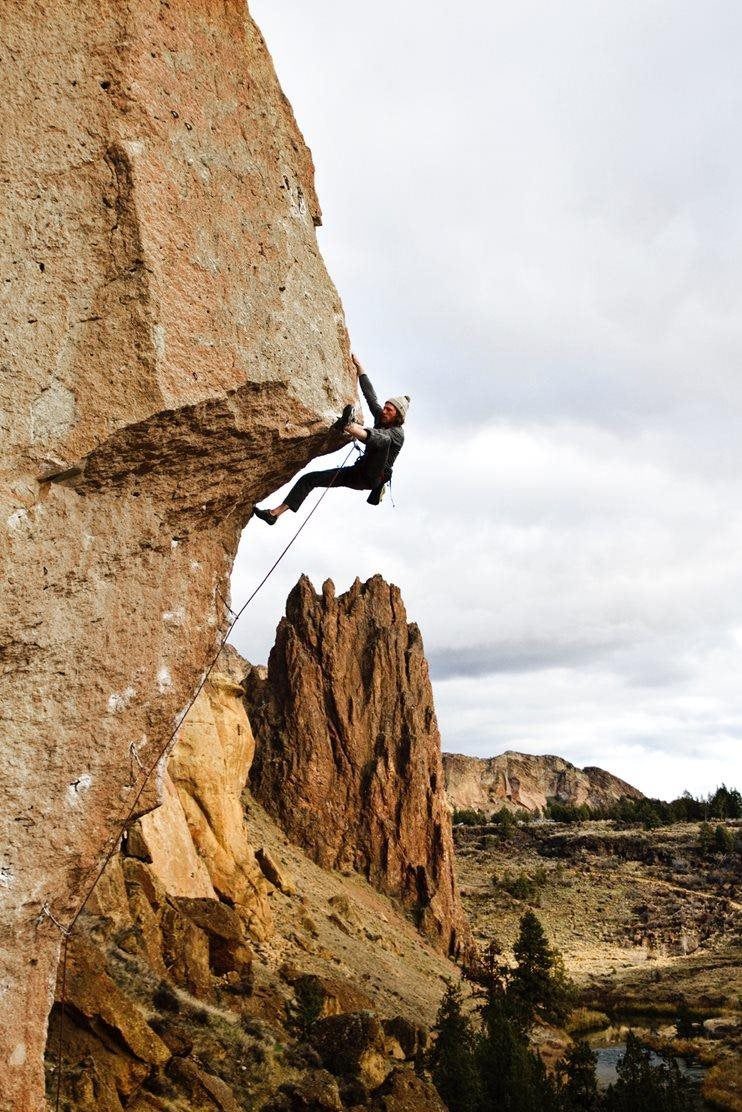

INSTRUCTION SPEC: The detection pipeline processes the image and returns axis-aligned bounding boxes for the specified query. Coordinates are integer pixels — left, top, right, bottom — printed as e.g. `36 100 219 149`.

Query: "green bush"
494 868 549 905
453 808 488 826
714 824 734 853
286 975 325 1038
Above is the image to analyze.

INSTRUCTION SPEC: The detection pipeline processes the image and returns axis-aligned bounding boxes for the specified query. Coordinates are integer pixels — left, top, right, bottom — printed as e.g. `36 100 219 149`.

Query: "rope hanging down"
49 443 356 1112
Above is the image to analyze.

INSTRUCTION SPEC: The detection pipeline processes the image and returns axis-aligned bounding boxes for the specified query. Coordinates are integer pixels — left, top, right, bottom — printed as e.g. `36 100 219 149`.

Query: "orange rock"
370 1068 448 1111
142 674 273 939
62 937 171 1068
247 575 471 958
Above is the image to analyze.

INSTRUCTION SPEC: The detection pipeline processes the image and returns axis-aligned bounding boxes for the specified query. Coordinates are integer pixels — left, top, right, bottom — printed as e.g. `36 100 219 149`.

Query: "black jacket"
356 374 404 480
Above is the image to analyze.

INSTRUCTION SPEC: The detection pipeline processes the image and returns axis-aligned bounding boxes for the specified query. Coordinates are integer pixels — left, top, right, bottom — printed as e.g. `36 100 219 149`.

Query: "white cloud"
231 0 742 800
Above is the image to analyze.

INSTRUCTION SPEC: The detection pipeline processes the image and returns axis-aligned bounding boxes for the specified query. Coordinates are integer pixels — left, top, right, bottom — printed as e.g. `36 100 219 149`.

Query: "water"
592 1043 707 1089
589 1028 711 1110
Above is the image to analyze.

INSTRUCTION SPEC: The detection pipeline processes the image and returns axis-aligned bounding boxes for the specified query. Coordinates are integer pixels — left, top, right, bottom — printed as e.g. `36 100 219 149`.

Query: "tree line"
546 784 741 828
452 783 741 830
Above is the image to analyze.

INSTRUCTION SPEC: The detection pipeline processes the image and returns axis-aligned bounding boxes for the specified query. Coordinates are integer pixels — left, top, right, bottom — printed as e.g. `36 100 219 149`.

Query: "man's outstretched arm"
352 354 383 420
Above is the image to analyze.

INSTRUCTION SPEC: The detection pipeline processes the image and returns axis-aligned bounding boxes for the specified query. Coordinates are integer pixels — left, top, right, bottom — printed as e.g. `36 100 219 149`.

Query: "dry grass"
565 1008 610 1036
703 1058 742 1112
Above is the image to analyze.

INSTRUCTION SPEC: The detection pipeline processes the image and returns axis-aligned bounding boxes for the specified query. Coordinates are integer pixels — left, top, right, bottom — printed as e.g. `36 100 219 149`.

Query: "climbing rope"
48 443 357 1111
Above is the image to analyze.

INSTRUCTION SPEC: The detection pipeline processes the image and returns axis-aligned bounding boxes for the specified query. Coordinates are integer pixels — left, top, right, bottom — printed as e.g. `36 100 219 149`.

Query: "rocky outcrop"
1 4 354 1108
245 575 470 957
45 671 267 1106
134 669 272 938
443 751 643 815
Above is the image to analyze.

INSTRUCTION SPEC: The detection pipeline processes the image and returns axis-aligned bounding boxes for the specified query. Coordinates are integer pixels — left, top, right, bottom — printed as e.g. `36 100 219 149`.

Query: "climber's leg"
253 467 369 525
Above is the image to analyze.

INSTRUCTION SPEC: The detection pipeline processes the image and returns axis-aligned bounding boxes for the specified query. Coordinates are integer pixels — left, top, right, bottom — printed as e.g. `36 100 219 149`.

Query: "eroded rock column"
0 3 353 1108
246 576 472 958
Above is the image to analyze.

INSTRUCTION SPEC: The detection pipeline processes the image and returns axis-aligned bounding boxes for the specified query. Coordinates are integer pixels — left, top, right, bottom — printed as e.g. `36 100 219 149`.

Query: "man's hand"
344 421 368 442
351 353 364 379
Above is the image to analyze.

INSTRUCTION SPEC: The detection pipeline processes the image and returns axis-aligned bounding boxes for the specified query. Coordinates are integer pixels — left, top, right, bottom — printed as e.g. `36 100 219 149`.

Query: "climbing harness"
46 442 357 1112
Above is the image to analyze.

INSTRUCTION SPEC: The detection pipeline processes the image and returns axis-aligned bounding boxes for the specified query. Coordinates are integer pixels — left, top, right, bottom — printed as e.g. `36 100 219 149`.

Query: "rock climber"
251 355 410 524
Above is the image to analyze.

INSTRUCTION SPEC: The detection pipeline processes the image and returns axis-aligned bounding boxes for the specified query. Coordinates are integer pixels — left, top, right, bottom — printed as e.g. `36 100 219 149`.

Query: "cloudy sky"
230 0 742 800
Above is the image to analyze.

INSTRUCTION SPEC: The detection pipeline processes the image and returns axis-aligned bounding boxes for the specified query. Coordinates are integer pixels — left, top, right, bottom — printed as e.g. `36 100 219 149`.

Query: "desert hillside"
454 816 741 1109
38 579 742 1112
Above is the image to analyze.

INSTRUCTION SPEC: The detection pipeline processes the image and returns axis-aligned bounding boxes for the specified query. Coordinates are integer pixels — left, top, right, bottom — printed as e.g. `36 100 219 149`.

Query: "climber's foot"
252 506 277 525
335 404 354 431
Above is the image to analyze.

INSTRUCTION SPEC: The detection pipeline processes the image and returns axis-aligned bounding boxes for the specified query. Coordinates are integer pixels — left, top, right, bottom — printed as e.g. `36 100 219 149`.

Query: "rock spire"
245 575 471 958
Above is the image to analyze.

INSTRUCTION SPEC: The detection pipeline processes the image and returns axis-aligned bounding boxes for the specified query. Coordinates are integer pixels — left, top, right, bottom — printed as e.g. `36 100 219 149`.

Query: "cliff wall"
443 751 644 815
0 5 353 1108
246 575 471 958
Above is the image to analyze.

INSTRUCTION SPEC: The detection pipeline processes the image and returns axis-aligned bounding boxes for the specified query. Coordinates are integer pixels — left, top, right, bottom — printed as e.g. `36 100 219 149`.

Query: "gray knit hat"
386 394 411 422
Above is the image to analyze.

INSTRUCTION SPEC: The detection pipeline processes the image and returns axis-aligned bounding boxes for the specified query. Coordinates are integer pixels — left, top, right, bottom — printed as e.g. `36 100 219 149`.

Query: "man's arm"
345 422 369 442
352 354 383 421
344 423 399 452
366 425 403 453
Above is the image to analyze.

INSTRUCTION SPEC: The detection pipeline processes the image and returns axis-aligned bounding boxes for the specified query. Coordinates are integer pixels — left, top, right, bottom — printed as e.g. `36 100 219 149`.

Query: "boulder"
262 1070 345 1112
159 905 212 999
381 1017 425 1062
61 937 170 1068
256 846 297 896
174 896 254 985
166 1058 242 1112
309 1012 391 1091
292 973 374 1020
370 1068 448 1111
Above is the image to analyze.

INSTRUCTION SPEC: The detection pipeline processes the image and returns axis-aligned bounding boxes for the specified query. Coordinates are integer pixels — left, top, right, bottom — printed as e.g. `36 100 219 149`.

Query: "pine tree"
603 1032 695 1112
510 911 574 1027
556 1040 600 1111
698 822 714 855
429 980 482 1112
477 979 561 1112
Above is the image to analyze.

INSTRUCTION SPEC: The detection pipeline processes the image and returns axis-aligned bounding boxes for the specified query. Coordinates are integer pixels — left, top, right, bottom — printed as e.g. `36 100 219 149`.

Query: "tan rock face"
0 5 353 1109
442 751 644 815
140 672 273 940
246 575 471 957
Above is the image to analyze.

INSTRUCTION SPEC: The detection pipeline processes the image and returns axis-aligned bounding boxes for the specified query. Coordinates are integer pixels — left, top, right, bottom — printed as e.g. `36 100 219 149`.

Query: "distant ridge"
442 750 644 815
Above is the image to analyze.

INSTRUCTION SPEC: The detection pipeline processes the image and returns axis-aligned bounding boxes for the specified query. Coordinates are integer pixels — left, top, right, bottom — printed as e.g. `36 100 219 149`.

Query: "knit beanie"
386 394 411 422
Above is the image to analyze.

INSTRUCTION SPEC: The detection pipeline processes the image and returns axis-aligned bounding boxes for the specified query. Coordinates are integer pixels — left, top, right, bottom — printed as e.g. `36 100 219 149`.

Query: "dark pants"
285 465 375 512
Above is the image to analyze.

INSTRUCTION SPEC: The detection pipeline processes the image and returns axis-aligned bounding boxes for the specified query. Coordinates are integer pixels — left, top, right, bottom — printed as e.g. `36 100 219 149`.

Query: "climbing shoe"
252 506 277 525
366 483 386 506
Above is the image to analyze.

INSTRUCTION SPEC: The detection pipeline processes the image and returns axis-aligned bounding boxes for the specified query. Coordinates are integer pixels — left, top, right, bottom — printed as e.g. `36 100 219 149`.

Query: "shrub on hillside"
453 808 488 826
494 868 549 906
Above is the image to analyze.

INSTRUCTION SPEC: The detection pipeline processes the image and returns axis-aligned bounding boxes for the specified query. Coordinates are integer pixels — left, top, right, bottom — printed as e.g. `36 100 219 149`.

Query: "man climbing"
252 354 410 524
